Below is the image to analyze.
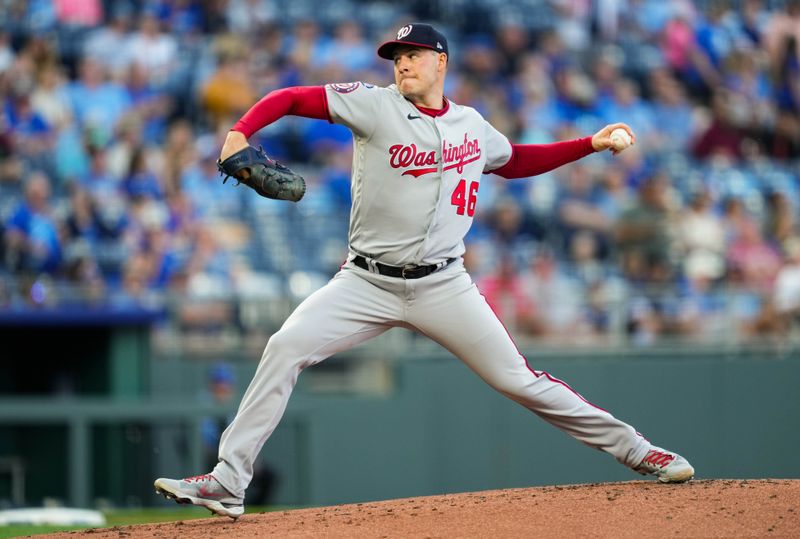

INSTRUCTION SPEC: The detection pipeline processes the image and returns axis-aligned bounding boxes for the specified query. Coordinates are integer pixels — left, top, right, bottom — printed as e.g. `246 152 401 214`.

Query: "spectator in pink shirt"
727 220 783 293
54 0 102 27
479 253 546 337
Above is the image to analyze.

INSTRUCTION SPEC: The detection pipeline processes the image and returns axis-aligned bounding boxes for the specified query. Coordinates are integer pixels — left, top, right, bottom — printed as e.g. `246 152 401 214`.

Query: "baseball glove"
217 146 306 202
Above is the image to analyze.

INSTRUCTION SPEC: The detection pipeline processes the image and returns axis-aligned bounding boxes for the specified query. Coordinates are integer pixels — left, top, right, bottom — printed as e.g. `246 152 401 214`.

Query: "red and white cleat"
154 473 244 519
634 447 695 483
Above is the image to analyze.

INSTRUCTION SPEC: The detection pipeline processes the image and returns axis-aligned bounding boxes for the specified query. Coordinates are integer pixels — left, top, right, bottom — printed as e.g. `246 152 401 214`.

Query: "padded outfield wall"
1 334 799 508
246 345 800 506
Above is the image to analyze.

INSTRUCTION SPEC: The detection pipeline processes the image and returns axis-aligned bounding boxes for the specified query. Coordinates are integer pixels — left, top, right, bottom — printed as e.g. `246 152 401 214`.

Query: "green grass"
0 506 281 538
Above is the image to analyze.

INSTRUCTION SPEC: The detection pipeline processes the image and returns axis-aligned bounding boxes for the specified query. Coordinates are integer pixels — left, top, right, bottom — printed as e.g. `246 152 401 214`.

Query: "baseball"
610 128 632 151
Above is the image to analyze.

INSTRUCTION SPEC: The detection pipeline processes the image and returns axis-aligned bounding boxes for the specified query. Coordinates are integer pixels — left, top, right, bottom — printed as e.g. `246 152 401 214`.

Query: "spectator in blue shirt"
67 58 132 144
603 79 655 140
181 138 242 218
4 91 53 163
123 146 163 200
4 171 62 274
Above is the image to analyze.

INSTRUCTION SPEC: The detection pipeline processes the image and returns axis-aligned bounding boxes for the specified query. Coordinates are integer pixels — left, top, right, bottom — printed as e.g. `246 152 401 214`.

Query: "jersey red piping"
477 290 618 417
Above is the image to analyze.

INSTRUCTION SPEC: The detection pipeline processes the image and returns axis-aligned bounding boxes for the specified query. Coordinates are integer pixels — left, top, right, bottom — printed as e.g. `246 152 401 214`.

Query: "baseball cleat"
154 474 244 519
634 447 695 483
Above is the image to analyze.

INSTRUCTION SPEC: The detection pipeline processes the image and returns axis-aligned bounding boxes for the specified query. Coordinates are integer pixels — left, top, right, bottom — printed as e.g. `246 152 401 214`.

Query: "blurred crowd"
1 0 799 346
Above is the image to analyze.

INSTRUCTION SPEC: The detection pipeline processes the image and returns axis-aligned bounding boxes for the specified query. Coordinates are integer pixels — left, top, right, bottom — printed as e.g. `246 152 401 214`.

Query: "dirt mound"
43 479 799 538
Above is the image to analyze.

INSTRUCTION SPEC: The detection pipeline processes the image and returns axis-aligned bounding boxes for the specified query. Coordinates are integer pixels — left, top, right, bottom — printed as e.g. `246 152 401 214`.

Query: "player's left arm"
488 123 636 179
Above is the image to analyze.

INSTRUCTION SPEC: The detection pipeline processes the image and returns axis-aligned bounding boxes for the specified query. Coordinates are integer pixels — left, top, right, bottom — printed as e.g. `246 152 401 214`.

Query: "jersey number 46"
451 179 479 217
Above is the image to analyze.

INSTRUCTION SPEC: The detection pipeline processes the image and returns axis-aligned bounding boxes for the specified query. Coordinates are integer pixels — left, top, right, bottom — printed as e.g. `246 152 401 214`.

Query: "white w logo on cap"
397 25 412 39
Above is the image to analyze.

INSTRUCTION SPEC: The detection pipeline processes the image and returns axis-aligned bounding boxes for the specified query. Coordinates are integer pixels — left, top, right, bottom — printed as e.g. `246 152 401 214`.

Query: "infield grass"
0 505 281 538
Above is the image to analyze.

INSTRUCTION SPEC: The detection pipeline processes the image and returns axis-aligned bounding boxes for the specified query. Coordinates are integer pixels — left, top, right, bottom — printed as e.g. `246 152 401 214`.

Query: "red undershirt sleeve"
232 86 330 138
489 136 596 179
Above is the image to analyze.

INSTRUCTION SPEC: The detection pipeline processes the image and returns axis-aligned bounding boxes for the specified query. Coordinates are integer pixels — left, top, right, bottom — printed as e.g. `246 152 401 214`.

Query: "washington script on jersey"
389 133 481 178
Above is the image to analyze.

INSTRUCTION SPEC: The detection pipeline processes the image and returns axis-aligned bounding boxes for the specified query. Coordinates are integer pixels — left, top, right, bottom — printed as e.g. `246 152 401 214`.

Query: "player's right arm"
486 123 637 178
219 86 330 161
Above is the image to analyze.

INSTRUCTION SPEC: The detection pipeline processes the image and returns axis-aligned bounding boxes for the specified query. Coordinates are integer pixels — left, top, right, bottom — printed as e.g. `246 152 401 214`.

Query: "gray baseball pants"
212 260 650 498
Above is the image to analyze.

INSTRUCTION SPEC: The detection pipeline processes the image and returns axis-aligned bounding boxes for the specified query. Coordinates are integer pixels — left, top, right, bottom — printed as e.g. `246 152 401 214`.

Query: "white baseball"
609 128 632 151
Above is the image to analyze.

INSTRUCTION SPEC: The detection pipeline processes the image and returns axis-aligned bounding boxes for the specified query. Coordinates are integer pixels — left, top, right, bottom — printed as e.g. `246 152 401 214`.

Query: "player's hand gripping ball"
609 128 632 152
218 146 306 202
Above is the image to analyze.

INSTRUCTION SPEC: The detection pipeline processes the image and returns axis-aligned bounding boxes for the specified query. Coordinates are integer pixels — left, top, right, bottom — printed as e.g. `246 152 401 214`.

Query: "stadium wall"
2 337 798 508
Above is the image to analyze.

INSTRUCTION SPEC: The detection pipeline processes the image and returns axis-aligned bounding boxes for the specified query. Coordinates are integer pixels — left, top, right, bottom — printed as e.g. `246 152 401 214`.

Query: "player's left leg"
406 263 693 482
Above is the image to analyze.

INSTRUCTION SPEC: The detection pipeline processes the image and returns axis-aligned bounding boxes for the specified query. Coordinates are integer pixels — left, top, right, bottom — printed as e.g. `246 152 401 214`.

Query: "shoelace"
184 474 214 483
641 450 676 469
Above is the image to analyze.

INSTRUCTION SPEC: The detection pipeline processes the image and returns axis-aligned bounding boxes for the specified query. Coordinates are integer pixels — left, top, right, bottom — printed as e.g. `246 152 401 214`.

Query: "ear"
438 52 448 72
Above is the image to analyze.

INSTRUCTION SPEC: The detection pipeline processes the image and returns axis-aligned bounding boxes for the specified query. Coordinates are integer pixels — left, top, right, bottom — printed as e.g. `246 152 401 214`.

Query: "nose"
396 55 411 73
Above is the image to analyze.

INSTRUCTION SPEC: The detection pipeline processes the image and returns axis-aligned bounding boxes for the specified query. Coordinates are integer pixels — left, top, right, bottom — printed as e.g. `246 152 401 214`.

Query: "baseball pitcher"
155 23 694 519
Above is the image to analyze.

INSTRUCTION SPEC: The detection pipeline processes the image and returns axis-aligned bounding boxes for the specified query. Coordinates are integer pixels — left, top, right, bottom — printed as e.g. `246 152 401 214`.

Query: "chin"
398 82 419 98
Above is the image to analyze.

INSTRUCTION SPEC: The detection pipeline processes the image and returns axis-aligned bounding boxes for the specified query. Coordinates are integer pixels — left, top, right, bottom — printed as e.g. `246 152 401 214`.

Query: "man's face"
393 46 446 99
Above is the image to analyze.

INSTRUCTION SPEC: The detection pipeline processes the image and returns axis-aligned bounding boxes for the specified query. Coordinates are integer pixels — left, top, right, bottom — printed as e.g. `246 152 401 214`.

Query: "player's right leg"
155 267 404 516
406 265 694 483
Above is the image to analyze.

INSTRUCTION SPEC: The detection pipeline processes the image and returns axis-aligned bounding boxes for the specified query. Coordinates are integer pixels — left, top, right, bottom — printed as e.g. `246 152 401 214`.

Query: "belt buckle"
401 264 417 279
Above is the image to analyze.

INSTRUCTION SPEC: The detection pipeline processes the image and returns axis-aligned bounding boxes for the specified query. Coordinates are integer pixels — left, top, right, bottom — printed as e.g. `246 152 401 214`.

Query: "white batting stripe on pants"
212 261 650 498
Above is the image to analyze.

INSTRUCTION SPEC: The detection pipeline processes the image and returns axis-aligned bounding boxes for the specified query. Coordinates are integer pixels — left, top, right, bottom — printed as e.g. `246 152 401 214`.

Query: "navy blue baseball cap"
377 23 449 60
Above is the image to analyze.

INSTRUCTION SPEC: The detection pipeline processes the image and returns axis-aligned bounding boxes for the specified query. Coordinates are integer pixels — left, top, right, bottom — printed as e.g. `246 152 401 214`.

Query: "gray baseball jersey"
211 83 654 498
324 82 512 266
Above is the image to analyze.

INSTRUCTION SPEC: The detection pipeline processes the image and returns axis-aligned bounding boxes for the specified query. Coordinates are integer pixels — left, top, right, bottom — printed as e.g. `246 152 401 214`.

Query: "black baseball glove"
217 146 306 202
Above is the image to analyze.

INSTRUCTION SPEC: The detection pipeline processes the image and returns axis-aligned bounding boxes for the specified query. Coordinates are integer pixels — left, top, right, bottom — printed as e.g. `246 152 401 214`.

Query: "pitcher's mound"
46 479 799 538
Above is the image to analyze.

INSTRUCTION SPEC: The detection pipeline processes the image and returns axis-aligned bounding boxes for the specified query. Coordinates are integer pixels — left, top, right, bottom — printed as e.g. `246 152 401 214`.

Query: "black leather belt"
352 255 455 279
